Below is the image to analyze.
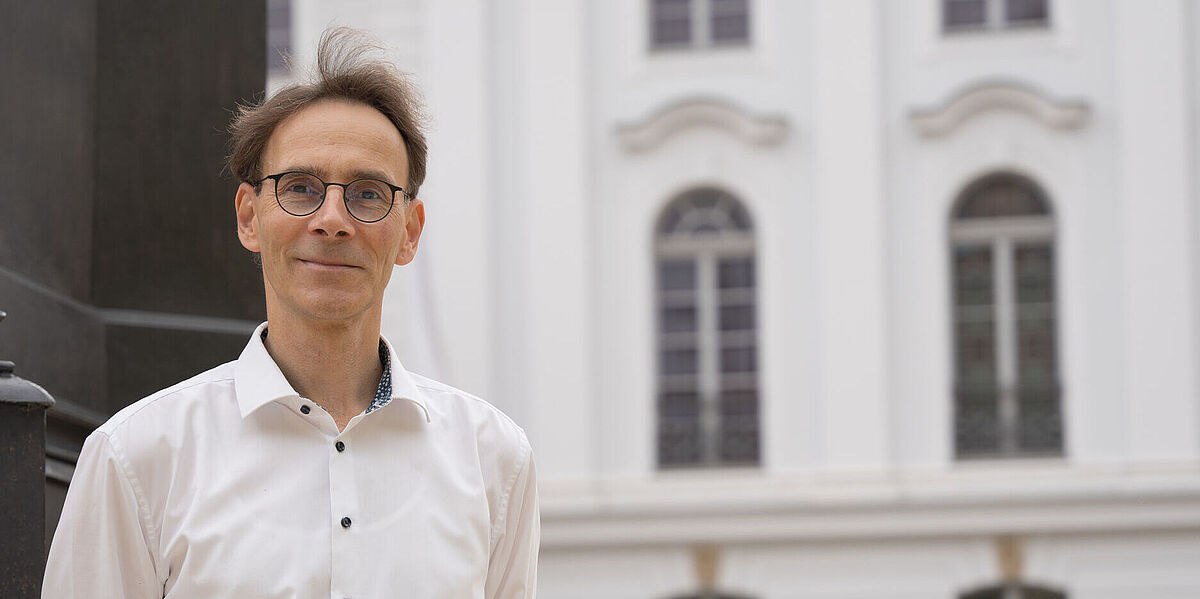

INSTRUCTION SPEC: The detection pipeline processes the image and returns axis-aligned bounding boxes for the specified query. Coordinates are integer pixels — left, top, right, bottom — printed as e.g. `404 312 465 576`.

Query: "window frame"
950 174 1063 460
649 0 752 52
942 0 1051 34
655 189 760 469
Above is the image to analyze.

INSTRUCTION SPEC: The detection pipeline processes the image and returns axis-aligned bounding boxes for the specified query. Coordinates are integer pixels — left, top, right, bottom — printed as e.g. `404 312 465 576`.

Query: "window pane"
658 394 702 466
1015 244 1055 386
1015 244 1053 304
660 188 754 235
954 244 999 457
719 304 754 331
652 0 693 47
659 259 696 290
1016 315 1055 383
720 346 756 373
944 0 987 28
953 249 995 383
718 257 754 289
1018 384 1062 452
726 199 752 231
720 388 756 413
719 390 759 463
954 245 993 307
661 391 700 418
956 385 1000 455
711 0 750 44
955 175 1050 219
662 306 698 333
1015 243 1061 454
719 415 759 463
658 201 686 234
957 321 996 382
1005 0 1048 24
661 349 698 374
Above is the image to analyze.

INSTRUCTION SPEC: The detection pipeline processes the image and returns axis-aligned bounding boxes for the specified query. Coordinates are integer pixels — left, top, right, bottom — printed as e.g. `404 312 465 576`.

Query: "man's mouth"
299 258 359 270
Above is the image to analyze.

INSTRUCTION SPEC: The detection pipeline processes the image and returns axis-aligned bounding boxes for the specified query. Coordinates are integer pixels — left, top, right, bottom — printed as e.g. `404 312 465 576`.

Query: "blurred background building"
6 0 1196 597
273 1 1200 597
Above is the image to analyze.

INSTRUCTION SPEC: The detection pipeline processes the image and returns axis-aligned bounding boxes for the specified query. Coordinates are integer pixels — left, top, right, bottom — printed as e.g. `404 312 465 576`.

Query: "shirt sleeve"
484 447 540 599
43 431 161 599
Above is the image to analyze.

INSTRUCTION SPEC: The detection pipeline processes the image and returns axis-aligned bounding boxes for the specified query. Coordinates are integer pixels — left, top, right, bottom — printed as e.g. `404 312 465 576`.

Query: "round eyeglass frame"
252 171 412 224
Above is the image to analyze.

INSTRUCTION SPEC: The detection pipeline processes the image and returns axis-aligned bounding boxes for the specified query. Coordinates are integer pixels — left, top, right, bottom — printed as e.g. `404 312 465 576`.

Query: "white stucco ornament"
616 97 789 152
909 80 1090 137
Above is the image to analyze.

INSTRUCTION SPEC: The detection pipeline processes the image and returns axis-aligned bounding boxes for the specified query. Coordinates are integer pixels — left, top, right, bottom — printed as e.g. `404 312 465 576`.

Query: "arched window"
959 582 1067 599
655 188 759 468
950 173 1062 458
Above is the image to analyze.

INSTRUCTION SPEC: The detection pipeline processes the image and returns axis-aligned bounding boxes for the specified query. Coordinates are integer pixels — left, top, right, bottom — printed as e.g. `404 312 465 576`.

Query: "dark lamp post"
0 309 56 598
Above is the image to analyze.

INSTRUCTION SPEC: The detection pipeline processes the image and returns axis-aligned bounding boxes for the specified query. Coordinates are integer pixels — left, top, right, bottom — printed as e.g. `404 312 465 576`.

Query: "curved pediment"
617 97 789 152
910 81 1090 137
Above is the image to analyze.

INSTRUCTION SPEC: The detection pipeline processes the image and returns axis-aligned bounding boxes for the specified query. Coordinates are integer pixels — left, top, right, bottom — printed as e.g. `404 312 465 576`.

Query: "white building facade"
276 1 1200 597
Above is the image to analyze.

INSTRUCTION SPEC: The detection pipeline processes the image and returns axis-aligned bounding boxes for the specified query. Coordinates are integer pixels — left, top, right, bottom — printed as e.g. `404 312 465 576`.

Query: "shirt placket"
328 427 360 599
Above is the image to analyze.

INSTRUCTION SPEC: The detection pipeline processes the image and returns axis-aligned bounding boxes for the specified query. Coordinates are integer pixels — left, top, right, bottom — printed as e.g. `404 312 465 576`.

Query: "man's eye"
287 184 315 194
358 190 380 200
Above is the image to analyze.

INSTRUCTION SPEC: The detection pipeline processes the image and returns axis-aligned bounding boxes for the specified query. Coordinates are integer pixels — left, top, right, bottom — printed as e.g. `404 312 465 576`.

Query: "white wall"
280 1 1200 595
1111 0 1199 462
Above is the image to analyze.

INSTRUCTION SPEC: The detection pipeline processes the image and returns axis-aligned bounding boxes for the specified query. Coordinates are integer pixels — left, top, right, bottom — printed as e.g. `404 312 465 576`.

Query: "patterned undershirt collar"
261 329 393 414
366 341 393 413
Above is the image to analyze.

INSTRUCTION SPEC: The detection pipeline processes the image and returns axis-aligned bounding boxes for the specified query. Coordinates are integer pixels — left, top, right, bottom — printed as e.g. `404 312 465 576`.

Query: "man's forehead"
263 100 408 181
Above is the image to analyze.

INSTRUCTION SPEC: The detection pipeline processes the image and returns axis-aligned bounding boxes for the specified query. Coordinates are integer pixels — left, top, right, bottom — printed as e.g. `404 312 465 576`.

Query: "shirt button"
335 441 345 452
341 516 352 528
300 405 311 414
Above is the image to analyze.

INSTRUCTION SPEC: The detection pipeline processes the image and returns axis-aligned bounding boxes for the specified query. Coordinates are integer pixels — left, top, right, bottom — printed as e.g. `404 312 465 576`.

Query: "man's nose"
308 185 355 236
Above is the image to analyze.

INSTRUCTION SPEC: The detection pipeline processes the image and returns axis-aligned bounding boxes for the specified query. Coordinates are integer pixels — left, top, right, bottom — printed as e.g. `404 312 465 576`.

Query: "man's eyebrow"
278 165 327 178
349 169 398 184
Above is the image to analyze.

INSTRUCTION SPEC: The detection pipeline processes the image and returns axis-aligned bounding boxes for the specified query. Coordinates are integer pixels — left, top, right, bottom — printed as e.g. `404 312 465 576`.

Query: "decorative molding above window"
617 97 788 153
909 81 1089 138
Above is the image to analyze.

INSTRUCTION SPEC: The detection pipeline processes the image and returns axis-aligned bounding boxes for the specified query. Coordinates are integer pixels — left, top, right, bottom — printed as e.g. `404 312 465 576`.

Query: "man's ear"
235 182 262 253
395 199 425 266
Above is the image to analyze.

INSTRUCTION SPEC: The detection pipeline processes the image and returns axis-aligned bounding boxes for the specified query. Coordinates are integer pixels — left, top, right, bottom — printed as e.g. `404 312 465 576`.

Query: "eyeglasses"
253 171 411 223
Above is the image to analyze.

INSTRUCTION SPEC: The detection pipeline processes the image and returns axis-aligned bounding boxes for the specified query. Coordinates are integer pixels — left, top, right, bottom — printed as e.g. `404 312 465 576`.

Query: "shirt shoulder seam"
489 429 533 553
104 376 235 432
413 381 526 431
92 430 163 583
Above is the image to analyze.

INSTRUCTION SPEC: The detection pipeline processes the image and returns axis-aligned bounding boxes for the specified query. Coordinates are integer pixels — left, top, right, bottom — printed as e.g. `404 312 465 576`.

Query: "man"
43 29 538 598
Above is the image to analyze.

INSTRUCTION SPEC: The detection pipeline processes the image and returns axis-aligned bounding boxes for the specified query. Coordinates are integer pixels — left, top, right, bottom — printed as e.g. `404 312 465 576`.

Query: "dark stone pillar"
1 0 267 563
90 0 269 412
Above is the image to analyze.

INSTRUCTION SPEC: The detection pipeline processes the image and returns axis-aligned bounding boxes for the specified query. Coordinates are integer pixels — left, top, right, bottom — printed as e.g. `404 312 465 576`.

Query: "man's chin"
283 294 376 324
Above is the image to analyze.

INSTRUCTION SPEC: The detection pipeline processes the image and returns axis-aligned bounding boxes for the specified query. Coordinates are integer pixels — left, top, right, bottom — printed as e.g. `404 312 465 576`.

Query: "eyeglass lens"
275 172 393 222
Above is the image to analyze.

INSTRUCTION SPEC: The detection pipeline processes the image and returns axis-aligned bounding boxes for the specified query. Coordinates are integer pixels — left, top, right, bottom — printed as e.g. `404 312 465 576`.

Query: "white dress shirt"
43 323 539 598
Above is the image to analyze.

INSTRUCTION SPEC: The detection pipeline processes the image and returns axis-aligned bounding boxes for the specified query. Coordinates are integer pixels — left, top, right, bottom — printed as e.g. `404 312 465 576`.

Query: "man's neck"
262 313 384 431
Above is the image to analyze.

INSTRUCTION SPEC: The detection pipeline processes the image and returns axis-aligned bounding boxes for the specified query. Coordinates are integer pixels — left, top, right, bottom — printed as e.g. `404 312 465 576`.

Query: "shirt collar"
380 335 431 422
233 322 432 422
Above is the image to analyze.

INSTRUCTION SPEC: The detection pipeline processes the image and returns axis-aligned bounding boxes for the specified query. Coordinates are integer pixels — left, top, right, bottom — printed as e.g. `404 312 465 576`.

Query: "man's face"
235 99 424 325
